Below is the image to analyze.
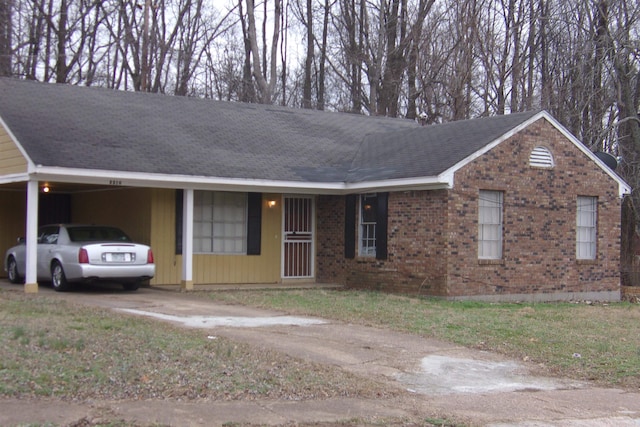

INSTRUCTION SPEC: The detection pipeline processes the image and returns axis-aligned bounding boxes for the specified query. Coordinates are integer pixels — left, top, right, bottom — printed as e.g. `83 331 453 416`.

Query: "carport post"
24 180 39 293
181 188 194 290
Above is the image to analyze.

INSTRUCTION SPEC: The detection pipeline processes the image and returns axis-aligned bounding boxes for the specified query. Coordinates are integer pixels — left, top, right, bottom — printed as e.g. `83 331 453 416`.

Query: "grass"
206 289 640 389
0 290 392 402
1 286 638 427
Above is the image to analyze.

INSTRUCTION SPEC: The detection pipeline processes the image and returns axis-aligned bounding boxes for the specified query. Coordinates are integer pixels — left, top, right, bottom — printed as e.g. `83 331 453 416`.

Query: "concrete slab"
118 308 328 327
397 354 576 395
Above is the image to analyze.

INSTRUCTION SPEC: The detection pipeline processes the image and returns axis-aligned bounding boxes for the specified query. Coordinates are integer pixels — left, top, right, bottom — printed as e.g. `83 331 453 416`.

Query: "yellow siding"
150 190 282 286
0 125 28 175
0 189 27 278
72 188 152 245
149 188 180 286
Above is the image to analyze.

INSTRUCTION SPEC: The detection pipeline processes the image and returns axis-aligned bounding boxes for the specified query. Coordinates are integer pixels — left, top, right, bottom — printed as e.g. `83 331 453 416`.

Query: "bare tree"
0 0 11 76
300 0 313 108
236 0 256 102
1 0 637 167
405 0 435 119
245 0 281 104
602 0 640 218
335 0 363 113
317 0 332 110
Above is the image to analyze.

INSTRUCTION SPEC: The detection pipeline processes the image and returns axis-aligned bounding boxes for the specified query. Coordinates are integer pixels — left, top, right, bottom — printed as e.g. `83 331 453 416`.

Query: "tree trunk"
317 0 331 110
55 0 68 83
302 0 313 109
0 0 11 76
246 0 279 104
238 0 256 102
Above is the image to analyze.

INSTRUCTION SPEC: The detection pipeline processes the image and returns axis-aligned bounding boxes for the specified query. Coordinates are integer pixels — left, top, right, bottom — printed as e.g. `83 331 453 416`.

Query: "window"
360 194 378 256
478 190 503 259
577 196 597 260
38 226 60 244
67 226 131 242
194 191 247 254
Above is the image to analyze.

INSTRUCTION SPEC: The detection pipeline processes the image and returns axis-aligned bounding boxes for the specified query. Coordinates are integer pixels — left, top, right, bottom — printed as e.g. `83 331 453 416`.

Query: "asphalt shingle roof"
0 78 540 184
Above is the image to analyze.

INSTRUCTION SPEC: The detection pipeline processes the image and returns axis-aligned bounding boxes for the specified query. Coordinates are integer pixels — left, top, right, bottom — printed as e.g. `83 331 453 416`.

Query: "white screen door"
283 196 314 278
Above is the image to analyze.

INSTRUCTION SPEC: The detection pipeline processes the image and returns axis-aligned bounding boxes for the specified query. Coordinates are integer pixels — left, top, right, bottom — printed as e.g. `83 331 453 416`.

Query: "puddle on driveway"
397 354 567 395
118 308 327 328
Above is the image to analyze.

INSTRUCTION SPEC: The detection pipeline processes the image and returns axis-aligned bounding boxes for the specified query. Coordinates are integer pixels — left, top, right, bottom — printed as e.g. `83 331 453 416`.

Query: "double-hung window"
360 194 378 256
194 191 247 254
576 196 597 260
478 190 503 259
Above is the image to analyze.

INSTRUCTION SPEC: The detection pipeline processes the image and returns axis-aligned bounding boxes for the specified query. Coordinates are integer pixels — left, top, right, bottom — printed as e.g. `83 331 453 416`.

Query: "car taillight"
78 248 89 264
147 249 154 264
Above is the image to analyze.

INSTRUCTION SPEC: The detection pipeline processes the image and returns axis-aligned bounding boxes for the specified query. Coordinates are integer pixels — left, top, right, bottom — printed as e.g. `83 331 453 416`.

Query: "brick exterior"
315 118 624 301
316 195 347 284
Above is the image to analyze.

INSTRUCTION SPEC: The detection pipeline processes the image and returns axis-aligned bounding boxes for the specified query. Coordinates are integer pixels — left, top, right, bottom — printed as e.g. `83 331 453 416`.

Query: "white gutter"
27 166 453 194
0 172 31 185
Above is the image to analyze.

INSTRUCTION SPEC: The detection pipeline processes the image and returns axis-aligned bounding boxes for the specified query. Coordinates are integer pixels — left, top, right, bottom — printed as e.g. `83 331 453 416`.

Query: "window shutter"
376 192 388 260
247 192 262 255
344 195 356 259
175 190 183 255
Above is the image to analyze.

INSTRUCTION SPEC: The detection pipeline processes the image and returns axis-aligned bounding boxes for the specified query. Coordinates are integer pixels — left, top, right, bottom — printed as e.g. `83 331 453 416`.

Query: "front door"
282 196 314 279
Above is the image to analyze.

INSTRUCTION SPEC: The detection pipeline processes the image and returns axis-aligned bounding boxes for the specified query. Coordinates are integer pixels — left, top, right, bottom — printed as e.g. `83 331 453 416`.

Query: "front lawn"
207 289 640 389
0 290 392 402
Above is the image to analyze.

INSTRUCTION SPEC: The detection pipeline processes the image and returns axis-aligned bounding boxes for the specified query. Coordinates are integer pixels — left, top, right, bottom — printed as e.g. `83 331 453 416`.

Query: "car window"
67 226 132 242
38 226 60 244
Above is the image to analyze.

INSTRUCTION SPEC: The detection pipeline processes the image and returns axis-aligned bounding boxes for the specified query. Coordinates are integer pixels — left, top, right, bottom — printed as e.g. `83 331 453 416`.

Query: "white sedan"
4 224 155 291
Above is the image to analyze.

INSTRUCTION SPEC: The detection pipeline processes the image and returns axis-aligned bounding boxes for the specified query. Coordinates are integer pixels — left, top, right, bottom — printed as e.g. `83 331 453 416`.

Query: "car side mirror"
17 237 25 244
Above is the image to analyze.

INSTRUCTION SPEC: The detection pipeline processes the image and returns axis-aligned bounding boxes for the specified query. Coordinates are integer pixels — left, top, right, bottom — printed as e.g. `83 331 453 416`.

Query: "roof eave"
440 111 548 183
27 166 452 195
541 113 632 198
0 172 30 186
440 110 631 199
343 175 452 193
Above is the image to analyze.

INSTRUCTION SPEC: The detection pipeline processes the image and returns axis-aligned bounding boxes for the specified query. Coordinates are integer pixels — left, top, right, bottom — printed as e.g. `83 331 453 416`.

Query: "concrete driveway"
2 282 640 426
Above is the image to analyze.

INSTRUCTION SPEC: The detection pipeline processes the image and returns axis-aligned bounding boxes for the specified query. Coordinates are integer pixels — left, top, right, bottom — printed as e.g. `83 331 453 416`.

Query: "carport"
1 176 202 293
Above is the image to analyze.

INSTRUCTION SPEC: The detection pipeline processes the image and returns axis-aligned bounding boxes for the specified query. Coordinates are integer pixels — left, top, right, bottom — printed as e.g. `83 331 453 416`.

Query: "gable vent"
529 146 554 168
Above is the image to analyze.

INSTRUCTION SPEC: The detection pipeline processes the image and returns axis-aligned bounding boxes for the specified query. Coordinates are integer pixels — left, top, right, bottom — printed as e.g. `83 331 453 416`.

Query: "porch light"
267 199 277 208
42 184 50 193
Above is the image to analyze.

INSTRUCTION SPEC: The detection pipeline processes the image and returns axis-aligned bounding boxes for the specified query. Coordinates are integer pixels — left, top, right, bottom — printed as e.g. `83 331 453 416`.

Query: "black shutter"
344 195 356 259
175 190 183 255
375 192 388 260
247 192 262 255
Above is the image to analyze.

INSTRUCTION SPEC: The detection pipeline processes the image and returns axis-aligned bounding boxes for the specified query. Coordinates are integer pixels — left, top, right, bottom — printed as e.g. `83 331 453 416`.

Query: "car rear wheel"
51 261 70 292
7 257 22 284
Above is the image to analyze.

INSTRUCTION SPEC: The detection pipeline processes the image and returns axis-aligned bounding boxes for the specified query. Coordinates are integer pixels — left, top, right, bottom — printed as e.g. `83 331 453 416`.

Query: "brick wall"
315 118 624 301
316 195 347 284
316 190 450 295
447 118 622 299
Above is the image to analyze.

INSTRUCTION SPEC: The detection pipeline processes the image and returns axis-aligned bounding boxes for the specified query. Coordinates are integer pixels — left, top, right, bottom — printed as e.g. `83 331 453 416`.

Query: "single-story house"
0 78 631 301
